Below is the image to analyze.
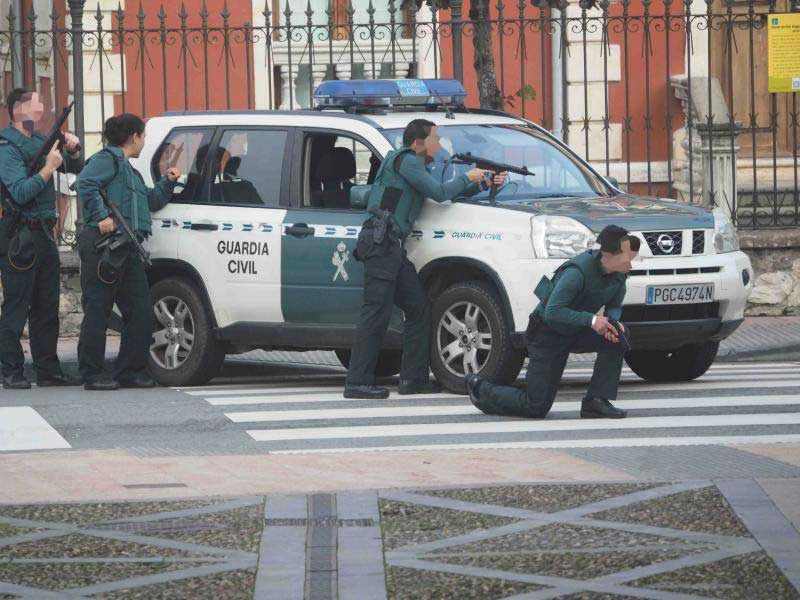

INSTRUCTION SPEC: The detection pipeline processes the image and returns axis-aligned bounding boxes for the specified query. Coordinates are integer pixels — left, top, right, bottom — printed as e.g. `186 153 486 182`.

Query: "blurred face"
12 92 44 124
411 126 442 159
602 239 640 274
129 131 146 158
423 126 442 159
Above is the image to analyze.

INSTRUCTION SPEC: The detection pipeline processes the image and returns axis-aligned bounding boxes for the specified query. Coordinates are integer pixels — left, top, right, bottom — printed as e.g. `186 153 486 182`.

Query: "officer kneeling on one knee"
0 88 82 390
344 118 503 400
466 225 641 419
76 114 180 391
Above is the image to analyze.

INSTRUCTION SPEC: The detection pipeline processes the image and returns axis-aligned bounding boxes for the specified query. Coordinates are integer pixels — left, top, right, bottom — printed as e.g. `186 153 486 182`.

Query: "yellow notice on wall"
768 13 800 93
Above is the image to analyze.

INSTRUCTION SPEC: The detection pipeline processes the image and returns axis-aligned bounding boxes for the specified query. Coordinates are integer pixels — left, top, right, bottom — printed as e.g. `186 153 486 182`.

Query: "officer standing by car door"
344 118 502 399
75 114 180 391
0 88 82 390
466 225 641 419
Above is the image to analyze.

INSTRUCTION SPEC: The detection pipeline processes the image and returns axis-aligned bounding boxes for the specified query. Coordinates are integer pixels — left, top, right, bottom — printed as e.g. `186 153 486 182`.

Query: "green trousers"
475 326 626 418
0 230 62 378
77 227 151 383
346 232 430 387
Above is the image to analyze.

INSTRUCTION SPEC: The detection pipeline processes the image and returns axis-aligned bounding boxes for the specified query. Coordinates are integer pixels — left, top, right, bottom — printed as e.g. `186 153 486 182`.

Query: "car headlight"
530 216 595 258
713 212 739 253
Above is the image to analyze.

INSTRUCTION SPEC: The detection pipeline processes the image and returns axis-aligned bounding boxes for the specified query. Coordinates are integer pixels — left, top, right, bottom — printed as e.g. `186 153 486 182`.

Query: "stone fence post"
671 75 741 219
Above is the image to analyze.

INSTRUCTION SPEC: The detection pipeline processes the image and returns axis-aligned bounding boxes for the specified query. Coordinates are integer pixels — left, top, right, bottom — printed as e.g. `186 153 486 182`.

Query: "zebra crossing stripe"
0 407 70 452
266 433 800 454
224 394 800 423
199 378 800 404
246 413 800 442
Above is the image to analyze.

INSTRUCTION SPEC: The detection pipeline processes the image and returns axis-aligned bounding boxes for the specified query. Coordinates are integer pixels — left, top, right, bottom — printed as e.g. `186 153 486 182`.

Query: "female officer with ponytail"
76 114 180 391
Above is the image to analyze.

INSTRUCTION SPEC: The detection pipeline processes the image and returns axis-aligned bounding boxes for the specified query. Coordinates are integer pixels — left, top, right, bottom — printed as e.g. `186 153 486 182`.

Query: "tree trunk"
469 0 503 109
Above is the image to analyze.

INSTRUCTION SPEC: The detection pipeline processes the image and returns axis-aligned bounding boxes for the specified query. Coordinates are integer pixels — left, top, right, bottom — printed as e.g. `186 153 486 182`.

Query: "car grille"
621 302 719 322
692 230 705 254
629 266 722 277
643 231 682 255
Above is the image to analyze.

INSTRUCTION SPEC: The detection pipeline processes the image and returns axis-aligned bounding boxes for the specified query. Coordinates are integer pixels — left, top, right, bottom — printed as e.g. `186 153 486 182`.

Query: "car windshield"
382 124 610 201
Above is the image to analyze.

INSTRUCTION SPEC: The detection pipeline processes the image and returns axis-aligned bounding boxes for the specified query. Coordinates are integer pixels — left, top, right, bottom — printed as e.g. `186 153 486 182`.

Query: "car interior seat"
314 147 357 210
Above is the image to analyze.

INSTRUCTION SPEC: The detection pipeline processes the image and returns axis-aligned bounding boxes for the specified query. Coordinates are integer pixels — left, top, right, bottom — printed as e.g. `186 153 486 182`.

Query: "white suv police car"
131 79 753 391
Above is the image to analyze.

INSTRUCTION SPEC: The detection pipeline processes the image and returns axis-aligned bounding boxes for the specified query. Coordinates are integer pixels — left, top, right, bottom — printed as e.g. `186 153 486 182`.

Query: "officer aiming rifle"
0 88 83 390
344 119 503 400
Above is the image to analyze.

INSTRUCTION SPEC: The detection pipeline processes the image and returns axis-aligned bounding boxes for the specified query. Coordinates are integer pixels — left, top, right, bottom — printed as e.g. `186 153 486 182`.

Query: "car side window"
207 129 288 207
151 128 215 204
302 132 380 210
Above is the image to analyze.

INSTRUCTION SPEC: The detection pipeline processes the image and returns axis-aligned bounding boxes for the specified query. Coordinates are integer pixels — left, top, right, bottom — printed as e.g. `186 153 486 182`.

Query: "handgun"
608 318 631 352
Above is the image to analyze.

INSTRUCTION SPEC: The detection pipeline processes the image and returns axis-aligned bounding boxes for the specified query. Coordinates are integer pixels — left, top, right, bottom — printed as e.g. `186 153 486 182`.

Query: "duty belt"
23 218 55 231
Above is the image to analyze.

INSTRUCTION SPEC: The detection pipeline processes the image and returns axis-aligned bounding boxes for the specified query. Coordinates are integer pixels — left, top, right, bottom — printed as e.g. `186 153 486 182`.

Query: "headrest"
315 147 356 182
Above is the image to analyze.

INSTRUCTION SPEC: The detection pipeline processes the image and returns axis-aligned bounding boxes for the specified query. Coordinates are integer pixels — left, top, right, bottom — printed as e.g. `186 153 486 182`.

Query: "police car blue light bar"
313 79 467 109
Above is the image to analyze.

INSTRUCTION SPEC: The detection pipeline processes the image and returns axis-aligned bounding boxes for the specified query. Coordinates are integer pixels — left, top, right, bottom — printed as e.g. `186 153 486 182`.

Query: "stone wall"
740 229 800 317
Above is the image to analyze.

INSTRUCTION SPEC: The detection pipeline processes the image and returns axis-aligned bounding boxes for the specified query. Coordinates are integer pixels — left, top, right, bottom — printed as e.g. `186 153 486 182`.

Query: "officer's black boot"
398 379 441 395
343 385 390 400
3 374 31 390
84 377 120 392
464 374 483 408
117 372 157 389
37 373 81 387
580 396 627 419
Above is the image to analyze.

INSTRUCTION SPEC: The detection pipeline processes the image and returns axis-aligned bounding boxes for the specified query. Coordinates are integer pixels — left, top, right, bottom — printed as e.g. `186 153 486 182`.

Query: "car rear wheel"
624 341 719 382
149 278 225 386
335 348 402 378
430 280 524 394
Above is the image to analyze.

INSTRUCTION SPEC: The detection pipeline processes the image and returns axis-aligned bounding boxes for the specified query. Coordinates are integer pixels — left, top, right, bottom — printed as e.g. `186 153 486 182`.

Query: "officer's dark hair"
597 224 641 254
103 113 145 146
6 87 35 120
402 119 436 147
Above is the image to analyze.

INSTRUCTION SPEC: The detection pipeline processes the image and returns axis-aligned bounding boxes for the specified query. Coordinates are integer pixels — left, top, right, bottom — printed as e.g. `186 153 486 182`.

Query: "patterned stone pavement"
0 480 798 599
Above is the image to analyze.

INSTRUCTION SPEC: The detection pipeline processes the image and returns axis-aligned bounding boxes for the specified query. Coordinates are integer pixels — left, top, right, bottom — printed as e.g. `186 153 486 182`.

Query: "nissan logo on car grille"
657 233 675 254
643 231 683 255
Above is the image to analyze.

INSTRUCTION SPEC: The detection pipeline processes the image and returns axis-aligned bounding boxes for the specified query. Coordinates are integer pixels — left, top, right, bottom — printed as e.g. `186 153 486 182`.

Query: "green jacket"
76 146 176 235
367 148 481 237
0 124 82 221
535 250 627 336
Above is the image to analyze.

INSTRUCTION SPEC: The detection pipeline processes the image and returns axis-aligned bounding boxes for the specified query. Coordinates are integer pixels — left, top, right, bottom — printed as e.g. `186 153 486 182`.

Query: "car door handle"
285 224 315 238
190 222 219 231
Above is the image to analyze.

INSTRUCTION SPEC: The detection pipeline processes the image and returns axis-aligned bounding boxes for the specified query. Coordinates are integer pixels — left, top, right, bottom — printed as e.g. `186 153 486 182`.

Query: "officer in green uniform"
76 114 180 391
344 119 501 399
466 225 641 419
0 88 82 390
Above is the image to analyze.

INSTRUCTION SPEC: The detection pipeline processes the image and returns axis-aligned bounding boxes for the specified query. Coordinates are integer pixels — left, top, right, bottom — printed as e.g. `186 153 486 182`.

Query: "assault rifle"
27 101 80 177
452 152 533 201
97 187 152 267
68 181 152 267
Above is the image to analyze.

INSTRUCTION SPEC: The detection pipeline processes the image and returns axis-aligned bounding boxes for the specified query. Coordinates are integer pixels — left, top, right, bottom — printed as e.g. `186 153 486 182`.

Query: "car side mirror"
349 185 372 210
604 176 619 188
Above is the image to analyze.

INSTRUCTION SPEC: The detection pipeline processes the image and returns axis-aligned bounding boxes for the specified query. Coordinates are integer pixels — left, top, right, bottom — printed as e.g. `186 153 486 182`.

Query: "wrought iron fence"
0 0 798 232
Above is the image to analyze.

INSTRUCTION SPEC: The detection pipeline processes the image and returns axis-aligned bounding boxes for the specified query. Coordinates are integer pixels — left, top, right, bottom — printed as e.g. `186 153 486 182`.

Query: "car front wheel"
148 278 225 386
624 341 720 382
430 280 524 394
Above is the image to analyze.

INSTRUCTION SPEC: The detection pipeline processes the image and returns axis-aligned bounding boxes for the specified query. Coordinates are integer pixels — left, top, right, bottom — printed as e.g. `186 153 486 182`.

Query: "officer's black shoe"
464 374 483 408
398 379 442 395
580 396 627 419
84 378 120 391
37 373 81 387
3 374 31 390
117 374 157 389
343 385 390 400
